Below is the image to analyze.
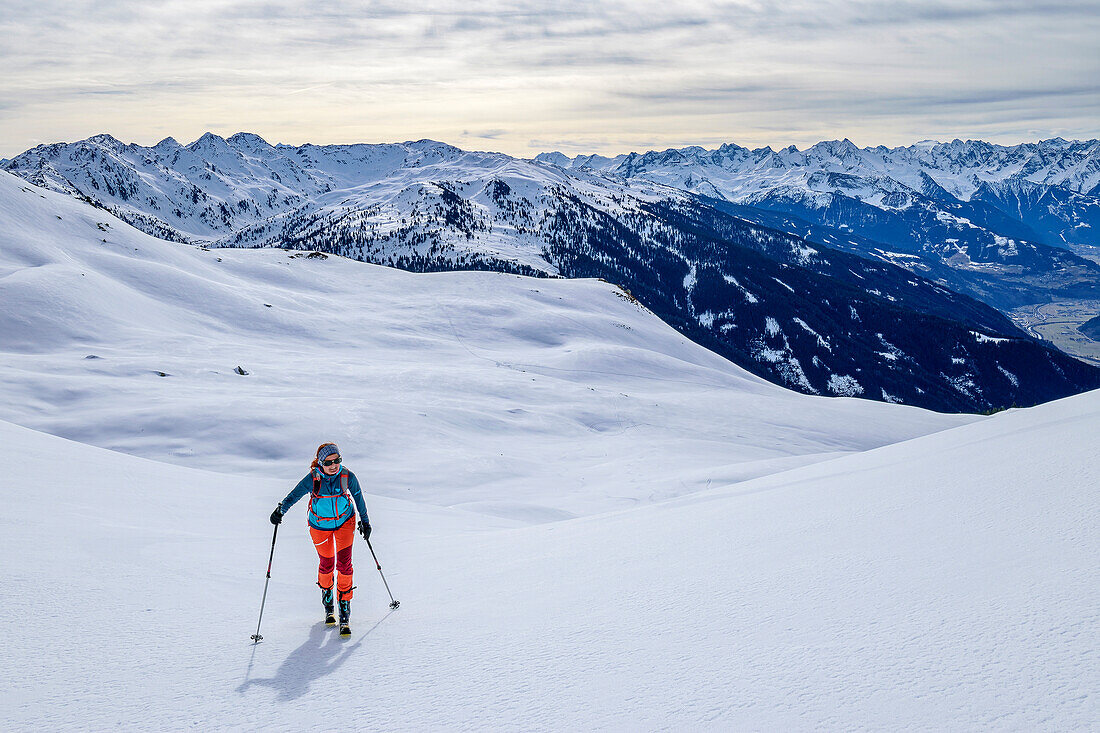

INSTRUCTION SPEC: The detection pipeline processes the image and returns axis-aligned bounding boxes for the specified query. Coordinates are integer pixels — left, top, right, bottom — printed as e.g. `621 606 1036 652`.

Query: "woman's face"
320 454 341 475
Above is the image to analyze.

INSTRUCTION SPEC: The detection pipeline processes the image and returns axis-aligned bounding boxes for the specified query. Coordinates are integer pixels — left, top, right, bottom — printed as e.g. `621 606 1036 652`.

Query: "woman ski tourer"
270 442 371 635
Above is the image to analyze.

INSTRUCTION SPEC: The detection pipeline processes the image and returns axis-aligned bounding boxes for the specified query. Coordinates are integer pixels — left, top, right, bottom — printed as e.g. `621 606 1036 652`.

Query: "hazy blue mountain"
540 138 1100 309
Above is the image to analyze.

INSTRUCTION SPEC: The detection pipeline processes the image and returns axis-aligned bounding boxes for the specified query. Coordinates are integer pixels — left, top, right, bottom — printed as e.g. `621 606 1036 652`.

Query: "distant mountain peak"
227 131 270 147
808 138 863 159
405 138 458 152
87 133 124 148
532 151 570 166
189 132 229 149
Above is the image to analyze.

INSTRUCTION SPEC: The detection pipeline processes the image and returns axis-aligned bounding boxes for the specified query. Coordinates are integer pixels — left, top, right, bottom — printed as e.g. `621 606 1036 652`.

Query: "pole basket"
366 537 401 611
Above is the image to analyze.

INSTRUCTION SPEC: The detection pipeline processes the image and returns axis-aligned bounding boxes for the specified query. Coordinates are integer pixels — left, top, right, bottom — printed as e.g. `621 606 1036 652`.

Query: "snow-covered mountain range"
542 137 1100 200
540 138 1100 309
5 134 1100 411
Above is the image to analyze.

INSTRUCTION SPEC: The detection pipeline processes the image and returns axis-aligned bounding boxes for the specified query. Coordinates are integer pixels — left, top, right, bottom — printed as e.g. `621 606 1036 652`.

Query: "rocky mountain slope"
541 138 1100 309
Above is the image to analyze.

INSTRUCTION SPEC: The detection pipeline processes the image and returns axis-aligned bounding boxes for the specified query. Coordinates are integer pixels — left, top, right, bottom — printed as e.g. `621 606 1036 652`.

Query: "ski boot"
320 584 335 626
338 599 351 636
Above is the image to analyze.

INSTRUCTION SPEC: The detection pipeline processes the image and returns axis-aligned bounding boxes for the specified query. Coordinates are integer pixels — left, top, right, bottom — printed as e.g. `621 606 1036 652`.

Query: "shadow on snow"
239 610 396 700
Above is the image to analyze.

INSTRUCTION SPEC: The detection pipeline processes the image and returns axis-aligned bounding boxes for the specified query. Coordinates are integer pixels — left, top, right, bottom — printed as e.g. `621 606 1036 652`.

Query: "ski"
325 612 336 626
339 623 351 636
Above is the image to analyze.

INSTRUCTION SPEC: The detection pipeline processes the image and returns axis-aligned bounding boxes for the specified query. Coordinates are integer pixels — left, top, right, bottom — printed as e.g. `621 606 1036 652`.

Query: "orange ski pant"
310 519 356 600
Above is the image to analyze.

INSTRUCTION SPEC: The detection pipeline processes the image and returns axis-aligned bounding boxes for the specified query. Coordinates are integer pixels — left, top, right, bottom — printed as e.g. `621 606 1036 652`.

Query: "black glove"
270 505 283 525
358 520 371 540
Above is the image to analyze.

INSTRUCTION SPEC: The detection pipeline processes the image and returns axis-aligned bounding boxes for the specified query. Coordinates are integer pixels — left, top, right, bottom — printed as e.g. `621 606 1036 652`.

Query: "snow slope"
0 165 1095 730
0 171 970 520
0 388 1095 729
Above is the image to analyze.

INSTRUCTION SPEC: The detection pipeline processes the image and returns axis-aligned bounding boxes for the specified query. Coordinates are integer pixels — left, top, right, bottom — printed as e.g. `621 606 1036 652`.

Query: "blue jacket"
279 467 369 531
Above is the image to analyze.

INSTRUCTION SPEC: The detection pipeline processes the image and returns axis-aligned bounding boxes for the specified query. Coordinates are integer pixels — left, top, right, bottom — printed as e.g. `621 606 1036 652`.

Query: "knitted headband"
317 443 340 462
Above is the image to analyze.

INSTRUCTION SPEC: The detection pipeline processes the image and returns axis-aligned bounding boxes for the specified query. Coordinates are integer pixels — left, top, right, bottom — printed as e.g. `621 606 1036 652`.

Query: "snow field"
1 390 1096 729
2 171 1095 729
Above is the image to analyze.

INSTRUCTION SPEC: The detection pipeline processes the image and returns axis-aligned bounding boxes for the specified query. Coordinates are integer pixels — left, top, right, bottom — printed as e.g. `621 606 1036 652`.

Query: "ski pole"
365 537 400 609
251 523 279 643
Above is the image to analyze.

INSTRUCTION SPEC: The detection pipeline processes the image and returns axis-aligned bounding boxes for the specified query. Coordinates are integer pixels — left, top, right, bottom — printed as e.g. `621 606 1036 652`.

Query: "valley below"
1011 299 1100 365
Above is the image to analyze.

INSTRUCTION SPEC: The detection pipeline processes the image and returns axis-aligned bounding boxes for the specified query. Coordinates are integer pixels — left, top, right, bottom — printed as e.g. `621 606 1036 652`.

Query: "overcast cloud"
1 1 1097 157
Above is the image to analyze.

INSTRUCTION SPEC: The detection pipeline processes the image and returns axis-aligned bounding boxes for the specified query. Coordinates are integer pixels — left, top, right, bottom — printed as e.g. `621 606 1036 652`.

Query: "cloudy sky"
2 1 1098 158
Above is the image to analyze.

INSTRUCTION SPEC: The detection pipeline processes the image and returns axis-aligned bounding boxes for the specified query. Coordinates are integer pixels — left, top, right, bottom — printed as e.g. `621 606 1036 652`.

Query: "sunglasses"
320 457 342 467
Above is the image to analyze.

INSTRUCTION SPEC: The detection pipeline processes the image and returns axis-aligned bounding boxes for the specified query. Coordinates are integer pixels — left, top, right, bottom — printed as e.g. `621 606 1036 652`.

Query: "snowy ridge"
2 133 673 258
541 137 1100 201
